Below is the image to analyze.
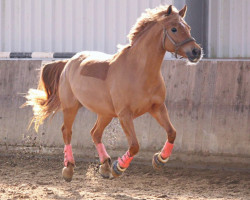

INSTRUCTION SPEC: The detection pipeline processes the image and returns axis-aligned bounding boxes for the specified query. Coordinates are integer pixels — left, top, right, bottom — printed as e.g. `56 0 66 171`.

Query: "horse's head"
160 5 202 63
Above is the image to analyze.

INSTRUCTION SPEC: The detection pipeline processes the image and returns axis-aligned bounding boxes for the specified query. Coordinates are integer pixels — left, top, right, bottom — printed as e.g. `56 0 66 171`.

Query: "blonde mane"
111 5 179 63
127 5 178 46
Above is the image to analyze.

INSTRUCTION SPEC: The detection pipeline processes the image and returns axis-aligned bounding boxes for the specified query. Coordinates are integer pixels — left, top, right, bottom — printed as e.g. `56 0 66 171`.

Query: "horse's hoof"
111 160 126 178
62 163 74 182
152 152 169 170
99 158 112 179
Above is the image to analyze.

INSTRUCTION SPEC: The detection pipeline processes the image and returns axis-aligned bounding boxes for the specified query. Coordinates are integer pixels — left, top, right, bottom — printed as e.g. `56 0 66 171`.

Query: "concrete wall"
0 59 249 165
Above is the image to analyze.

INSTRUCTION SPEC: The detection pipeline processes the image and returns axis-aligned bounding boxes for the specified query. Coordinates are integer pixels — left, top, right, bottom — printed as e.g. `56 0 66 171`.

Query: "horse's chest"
131 90 164 116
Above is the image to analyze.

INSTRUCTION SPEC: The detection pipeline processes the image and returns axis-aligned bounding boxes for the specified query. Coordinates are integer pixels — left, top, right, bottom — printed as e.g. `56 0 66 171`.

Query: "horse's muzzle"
186 47 202 63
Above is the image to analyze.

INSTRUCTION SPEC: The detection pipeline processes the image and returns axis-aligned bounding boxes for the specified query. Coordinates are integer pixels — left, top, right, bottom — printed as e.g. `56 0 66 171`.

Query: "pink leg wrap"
160 141 174 159
118 151 134 168
96 143 110 164
64 144 75 167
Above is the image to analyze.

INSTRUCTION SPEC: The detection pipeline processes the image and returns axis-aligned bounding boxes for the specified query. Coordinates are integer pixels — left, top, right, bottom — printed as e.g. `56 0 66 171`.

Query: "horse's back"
79 51 113 81
72 51 113 62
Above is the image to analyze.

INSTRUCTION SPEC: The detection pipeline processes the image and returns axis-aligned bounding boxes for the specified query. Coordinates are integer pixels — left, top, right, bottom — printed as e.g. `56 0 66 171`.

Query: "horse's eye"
171 28 177 33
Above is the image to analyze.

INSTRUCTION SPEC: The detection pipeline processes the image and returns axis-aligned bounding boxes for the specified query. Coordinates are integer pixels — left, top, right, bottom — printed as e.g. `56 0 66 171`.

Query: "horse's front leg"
111 109 139 177
150 104 176 169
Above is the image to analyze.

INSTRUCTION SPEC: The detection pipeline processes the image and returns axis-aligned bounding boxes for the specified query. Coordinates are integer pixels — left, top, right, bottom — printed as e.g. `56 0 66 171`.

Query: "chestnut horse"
24 5 202 181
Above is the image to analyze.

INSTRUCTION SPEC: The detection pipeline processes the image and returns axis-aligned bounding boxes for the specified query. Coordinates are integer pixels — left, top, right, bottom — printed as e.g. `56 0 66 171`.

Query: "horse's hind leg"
150 104 176 170
91 115 112 178
61 104 80 182
59 75 80 182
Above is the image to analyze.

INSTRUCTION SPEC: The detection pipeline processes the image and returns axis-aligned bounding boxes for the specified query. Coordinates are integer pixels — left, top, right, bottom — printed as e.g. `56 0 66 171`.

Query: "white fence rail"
1 0 249 58
208 0 250 58
0 0 173 54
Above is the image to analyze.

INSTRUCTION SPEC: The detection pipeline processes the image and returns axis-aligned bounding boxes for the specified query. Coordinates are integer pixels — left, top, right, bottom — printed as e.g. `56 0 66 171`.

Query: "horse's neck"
127 24 166 80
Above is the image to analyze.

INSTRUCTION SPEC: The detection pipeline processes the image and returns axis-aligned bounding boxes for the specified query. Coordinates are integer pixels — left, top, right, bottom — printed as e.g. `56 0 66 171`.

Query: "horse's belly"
71 77 116 116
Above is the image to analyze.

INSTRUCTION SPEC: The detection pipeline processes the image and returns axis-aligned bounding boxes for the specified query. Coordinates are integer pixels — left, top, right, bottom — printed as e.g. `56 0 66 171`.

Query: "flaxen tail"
23 60 68 131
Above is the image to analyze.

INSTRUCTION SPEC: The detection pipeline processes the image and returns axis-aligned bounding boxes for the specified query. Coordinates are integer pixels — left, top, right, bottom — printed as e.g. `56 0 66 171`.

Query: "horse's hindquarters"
60 52 116 117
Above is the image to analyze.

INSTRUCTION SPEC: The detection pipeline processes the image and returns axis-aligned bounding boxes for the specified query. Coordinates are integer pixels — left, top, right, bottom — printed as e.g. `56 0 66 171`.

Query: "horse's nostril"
192 48 198 56
192 48 201 57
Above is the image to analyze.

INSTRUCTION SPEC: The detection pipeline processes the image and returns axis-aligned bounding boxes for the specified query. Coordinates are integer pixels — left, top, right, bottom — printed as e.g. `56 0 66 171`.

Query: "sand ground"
0 152 249 200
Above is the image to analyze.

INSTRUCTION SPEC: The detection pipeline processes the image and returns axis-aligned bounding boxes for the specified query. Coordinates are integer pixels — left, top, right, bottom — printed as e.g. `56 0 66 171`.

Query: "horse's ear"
165 5 173 16
179 5 187 18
